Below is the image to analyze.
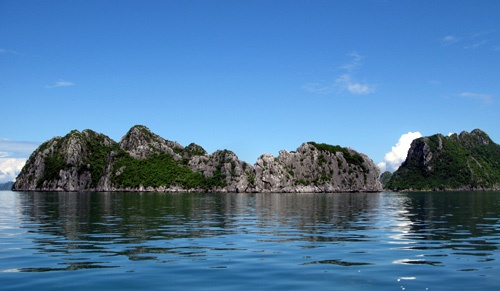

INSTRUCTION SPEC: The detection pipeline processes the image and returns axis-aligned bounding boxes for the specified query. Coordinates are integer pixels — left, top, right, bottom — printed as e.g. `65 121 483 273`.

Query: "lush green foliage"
111 151 226 190
35 138 67 188
82 131 119 187
37 152 65 188
246 171 255 186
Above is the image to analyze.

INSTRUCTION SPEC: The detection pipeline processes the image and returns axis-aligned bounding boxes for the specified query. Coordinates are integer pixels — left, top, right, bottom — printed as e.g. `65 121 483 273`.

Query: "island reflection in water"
3 191 499 290
21 192 381 243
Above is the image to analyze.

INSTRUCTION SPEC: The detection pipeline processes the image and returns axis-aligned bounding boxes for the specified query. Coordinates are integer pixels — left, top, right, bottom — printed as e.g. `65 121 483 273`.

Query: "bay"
1 191 499 290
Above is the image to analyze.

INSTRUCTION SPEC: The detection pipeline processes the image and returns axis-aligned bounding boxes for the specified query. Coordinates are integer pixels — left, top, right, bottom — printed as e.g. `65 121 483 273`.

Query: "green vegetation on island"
111 151 226 190
387 129 500 191
307 142 368 172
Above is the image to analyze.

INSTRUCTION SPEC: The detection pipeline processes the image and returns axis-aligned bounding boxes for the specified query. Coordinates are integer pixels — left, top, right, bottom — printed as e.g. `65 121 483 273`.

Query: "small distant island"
0 181 14 191
12 125 381 193
11 126 500 193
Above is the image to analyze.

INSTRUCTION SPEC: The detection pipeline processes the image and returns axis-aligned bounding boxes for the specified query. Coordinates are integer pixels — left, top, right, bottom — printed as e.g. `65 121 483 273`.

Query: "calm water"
1 191 499 290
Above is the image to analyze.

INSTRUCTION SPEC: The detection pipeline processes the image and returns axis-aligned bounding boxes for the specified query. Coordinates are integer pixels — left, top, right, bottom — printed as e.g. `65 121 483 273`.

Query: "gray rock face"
188 150 254 193
119 125 183 160
14 125 382 193
13 130 117 191
253 143 381 192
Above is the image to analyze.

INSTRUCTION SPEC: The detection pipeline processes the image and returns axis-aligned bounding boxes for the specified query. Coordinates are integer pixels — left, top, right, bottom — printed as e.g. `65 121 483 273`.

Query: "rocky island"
13 125 382 193
386 129 500 191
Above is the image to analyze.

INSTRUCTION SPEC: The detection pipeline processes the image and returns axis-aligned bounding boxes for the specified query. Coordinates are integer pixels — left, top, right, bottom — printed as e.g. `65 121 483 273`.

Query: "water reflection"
14 192 383 269
397 192 499 250
3 191 499 290
19 192 382 243
385 192 500 271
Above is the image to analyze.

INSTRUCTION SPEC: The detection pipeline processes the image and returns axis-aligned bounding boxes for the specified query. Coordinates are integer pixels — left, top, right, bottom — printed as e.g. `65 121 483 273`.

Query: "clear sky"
1 0 499 182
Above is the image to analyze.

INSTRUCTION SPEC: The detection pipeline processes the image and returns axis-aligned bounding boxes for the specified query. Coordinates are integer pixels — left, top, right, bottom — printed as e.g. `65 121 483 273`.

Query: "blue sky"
1 0 499 182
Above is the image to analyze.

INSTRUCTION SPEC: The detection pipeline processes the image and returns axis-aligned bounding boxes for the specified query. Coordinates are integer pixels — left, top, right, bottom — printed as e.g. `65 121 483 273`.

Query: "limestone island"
13 125 382 193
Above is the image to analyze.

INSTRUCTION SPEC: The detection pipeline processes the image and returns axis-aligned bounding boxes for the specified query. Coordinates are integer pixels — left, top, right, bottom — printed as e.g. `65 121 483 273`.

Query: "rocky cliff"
13 129 117 191
253 142 380 192
387 129 500 191
13 125 382 193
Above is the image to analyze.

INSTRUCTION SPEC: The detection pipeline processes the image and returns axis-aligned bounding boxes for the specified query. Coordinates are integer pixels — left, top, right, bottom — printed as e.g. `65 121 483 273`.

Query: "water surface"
1 191 499 290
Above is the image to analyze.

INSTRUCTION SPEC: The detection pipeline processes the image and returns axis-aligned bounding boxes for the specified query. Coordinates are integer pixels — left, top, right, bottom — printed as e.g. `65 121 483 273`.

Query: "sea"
1 190 499 290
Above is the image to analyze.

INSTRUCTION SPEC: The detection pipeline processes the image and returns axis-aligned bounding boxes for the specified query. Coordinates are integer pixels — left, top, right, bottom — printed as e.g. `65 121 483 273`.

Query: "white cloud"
303 52 375 96
441 35 460 46
0 139 39 158
0 140 38 183
442 31 499 51
377 161 387 172
46 80 75 89
341 52 363 72
459 92 493 105
378 132 422 172
335 74 375 95
0 158 27 183
464 40 489 49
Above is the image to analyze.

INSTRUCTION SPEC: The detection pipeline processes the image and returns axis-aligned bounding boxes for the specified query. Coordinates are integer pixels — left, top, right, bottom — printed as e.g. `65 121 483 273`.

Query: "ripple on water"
1 191 500 290
301 259 373 266
392 259 442 266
